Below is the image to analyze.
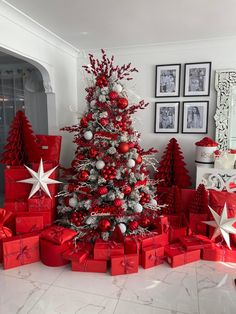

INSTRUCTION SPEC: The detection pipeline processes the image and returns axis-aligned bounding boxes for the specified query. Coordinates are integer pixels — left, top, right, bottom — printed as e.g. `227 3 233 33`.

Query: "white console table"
196 166 236 192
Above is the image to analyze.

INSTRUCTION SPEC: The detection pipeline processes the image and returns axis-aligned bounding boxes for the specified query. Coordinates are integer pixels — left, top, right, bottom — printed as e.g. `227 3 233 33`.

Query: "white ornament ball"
69 197 78 208
95 160 105 170
127 159 135 168
90 100 96 108
99 95 106 102
113 83 123 93
84 130 93 140
150 199 157 206
134 203 143 213
118 223 127 234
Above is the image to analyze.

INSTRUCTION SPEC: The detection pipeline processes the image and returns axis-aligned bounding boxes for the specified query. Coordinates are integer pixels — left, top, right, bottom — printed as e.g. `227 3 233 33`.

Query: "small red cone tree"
156 138 191 188
162 185 182 215
1 110 40 166
189 184 208 214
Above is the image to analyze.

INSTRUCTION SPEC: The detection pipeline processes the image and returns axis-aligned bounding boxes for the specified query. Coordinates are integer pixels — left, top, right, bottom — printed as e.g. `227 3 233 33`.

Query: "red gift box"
72 255 107 273
40 238 70 267
202 243 236 262
4 166 32 200
111 254 139 276
94 240 124 260
167 214 187 243
142 232 168 248
165 243 201 268
15 215 44 235
124 236 141 254
141 245 164 269
0 209 13 263
156 215 169 234
40 225 77 245
28 196 55 212
5 199 28 212
180 235 212 251
62 242 93 263
2 233 40 269
189 213 208 236
33 134 62 164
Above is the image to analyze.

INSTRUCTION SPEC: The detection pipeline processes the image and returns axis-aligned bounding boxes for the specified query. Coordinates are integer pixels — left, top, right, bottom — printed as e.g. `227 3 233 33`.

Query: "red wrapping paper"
33 134 62 164
4 166 32 200
2 233 40 269
180 235 212 251
40 225 77 245
40 238 70 267
124 236 141 254
94 240 124 260
165 243 201 268
141 245 164 269
15 215 44 235
167 214 187 243
0 209 13 263
5 199 28 212
189 213 208 236
28 196 55 212
202 243 236 262
141 232 168 248
156 215 169 234
72 255 107 273
111 254 139 276
62 242 93 263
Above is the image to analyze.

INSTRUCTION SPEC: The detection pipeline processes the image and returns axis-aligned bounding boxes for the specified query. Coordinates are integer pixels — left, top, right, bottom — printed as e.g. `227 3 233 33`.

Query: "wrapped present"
94 239 124 260
189 213 208 236
155 215 169 234
141 231 168 248
62 242 93 263
111 254 139 276
4 199 28 212
15 215 44 235
165 243 201 268
0 209 13 263
180 235 212 251
141 245 164 269
33 134 62 164
124 236 141 255
2 233 40 269
167 214 188 243
4 166 32 200
40 238 70 267
72 255 107 273
28 196 55 213
202 243 236 262
40 225 77 245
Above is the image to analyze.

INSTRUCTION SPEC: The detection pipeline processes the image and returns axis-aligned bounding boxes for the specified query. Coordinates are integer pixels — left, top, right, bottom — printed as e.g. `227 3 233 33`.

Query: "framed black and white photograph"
155 64 181 97
184 62 211 96
154 102 180 133
182 101 209 134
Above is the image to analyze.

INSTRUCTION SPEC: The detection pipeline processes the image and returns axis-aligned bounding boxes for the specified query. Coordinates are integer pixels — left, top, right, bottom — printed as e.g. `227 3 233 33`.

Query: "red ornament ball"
117 97 128 109
80 117 88 128
129 220 139 231
97 186 108 195
123 185 132 195
109 91 118 100
118 142 129 154
96 75 108 88
89 147 98 158
136 155 142 164
98 218 111 232
139 216 151 228
114 198 123 207
100 118 109 126
77 170 89 182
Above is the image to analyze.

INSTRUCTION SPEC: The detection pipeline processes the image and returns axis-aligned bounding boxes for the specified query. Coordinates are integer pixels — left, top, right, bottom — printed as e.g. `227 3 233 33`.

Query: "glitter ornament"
129 220 139 231
84 131 93 140
95 160 105 170
127 159 135 168
134 203 143 213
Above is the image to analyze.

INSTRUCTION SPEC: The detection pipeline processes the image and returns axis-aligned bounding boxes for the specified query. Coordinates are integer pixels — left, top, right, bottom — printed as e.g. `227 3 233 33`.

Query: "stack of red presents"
0 134 62 269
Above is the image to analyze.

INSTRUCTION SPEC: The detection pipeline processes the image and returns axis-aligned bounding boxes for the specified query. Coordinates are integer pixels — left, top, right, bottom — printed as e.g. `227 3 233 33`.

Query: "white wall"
0 2 79 166
77 37 236 185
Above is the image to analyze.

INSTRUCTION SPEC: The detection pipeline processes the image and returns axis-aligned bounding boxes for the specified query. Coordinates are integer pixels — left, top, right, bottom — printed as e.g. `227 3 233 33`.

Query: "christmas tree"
57 50 160 241
189 184 208 214
162 185 182 215
1 110 40 166
156 138 191 188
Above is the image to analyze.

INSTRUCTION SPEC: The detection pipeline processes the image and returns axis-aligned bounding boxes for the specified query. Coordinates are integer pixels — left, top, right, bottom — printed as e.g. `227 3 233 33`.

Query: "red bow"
16 245 31 263
0 208 12 239
120 257 135 274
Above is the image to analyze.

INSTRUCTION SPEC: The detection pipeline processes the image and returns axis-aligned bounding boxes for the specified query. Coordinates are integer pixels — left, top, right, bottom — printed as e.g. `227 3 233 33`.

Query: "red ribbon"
120 256 135 274
16 245 31 263
148 251 163 265
0 209 12 239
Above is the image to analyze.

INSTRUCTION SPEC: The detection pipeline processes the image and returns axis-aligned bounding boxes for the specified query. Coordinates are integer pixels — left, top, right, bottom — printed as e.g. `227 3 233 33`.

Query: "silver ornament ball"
134 203 143 213
84 131 93 140
95 160 105 170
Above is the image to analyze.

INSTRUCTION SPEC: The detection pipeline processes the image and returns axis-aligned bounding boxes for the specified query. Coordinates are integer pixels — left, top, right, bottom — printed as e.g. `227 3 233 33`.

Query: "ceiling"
5 0 236 50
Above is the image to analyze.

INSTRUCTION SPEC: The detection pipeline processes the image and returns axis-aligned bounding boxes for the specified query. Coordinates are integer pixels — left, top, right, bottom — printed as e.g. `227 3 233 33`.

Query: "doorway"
0 51 48 197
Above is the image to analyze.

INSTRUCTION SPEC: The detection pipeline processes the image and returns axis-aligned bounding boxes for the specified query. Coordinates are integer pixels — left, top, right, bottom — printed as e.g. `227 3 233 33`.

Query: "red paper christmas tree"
156 138 191 188
1 110 40 166
189 184 208 214
162 185 182 215
57 50 161 241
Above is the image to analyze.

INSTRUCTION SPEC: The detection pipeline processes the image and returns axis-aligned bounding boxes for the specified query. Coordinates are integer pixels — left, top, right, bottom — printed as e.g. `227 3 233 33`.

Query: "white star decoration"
18 159 61 199
203 204 236 249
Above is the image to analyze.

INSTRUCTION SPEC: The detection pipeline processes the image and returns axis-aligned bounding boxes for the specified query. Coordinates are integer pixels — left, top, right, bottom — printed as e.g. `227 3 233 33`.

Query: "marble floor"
0 260 236 314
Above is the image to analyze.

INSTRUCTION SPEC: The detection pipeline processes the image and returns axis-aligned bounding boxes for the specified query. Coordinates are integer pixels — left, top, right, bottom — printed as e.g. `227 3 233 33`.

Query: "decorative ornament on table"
18 159 61 199
203 204 236 249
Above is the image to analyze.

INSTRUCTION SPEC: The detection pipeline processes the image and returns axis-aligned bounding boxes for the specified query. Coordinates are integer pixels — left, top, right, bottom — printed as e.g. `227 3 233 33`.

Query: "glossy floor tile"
0 260 235 314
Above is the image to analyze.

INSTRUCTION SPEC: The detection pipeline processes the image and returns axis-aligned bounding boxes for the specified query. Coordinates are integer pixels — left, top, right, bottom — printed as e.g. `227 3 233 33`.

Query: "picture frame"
183 62 211 96
155 64 181 97
154 102 180 133
182 101 209 134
